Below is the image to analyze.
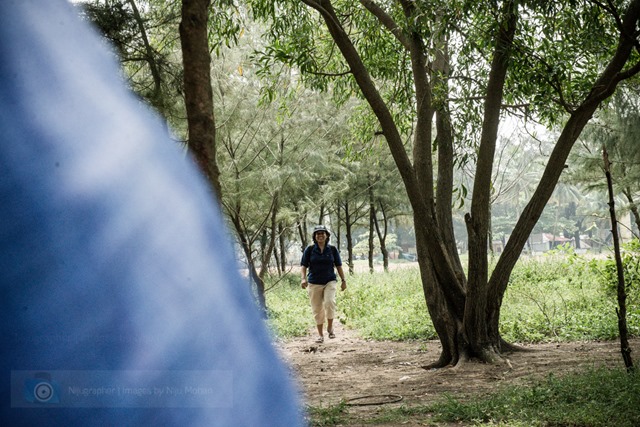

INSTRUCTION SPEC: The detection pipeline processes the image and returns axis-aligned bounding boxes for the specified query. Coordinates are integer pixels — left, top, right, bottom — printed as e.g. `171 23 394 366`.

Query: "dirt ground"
275 323 637 426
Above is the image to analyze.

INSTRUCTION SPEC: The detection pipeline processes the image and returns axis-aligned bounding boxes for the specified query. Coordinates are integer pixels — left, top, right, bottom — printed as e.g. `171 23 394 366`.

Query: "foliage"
351 233 399 257
78 0 185 124
267 255 640 342
339 268 437 340
566 88 640 250
590 238 640 309
505 1 621 126
568 88 640 195
209 23 358 287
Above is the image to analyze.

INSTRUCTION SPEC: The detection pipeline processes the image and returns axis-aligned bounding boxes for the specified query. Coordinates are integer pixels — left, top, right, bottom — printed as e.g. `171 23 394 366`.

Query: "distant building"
529 233 574 253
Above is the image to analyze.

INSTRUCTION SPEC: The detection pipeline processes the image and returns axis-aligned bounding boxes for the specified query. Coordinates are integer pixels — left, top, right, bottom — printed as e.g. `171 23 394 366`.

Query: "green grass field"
266 251 640 343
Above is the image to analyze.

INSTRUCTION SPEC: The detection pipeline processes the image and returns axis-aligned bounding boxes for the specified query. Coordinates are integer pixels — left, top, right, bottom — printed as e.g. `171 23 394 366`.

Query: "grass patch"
265 251 640 342
305 368 640 426
306 401 348 427
425 367 640 427
264 274 311 338
339 268 437 340
265 267 438 340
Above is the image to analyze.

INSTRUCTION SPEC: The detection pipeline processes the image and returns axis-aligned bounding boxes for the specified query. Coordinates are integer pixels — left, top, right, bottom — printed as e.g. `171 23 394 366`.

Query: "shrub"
591 239 640 304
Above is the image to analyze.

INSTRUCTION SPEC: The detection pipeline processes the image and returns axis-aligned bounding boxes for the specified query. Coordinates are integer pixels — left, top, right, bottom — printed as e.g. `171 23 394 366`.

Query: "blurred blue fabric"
0 0 302 425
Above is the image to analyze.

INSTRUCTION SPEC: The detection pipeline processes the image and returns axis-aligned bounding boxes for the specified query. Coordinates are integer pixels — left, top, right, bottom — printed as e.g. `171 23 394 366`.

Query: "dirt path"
275 323 636 425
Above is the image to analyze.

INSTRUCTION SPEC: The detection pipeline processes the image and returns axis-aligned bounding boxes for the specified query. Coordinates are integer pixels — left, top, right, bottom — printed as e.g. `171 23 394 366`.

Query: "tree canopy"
247 0 640 366
78 0 640 366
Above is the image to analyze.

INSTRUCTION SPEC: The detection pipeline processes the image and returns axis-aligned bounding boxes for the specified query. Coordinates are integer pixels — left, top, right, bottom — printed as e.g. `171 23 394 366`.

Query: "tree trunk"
344 201 355 274
230 213 266 312
433 19 465 286
373 201 389 272
278 222 287 273
368 175 375 273
335 201 342 250
273 245 281 275
623 188 640 236
258 192 280 283
604 146 634 371
248 262 266 314
296 207 308 251
464 0 518 363
179 0 222 198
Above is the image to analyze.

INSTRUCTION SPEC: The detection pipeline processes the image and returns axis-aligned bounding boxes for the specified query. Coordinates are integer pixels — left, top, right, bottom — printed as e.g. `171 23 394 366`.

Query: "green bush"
590 238 640 312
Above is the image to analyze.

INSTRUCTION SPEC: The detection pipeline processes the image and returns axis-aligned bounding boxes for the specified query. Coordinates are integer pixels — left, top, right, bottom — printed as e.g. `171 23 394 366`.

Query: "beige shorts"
307 281 337 325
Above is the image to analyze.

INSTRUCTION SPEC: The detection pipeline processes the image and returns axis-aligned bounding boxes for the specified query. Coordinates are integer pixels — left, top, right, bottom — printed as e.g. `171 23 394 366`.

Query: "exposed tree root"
421 342 522 370
422 349 509 370
479 346 507 364
500 339 532 353
420 352 455 370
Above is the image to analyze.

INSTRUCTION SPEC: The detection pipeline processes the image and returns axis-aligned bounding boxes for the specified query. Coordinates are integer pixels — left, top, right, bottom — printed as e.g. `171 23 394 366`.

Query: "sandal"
328 330 335 339
315 336 324 343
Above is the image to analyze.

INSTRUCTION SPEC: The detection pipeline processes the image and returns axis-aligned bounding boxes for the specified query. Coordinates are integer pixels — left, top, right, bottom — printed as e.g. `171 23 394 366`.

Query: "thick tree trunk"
414 226 462 367
179 0 222 198
433 34 465 284
464 0 518 363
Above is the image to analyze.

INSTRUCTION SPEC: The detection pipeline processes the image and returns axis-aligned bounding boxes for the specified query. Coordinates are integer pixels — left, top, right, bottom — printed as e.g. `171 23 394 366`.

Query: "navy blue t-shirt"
301 244 342 285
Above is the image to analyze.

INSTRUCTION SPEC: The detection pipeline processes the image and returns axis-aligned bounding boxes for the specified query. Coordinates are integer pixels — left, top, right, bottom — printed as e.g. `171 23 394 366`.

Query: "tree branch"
299 0 345 34
359 0 410 49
